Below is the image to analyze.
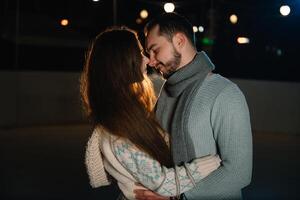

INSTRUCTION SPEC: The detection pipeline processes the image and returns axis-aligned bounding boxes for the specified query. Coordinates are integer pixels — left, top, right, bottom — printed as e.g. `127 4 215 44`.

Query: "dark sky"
1 0 300 82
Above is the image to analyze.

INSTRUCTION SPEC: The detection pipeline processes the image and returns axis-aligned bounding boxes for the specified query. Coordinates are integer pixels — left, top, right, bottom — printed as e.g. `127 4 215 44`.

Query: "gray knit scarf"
165 51 215 164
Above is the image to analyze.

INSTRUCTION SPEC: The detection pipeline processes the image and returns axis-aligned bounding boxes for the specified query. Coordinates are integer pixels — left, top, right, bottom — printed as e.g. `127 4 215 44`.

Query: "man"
135 13 252 200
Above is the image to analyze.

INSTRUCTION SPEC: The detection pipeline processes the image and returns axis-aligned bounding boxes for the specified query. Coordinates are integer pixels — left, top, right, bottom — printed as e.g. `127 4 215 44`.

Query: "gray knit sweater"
156 52 253 199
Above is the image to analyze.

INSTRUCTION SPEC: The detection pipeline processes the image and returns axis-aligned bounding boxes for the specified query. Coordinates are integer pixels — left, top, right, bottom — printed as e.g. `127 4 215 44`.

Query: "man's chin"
154 66 172 78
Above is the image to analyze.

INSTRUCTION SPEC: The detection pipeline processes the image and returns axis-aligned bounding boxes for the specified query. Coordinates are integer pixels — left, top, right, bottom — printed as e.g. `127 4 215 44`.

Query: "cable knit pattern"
85 128 111 188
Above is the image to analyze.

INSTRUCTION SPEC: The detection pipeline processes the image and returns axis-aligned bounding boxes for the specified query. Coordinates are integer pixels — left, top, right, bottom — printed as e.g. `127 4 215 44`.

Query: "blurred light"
237 37 250 44
60 19 69 26
229 14 238 24
276 49 282 56
164 3 175 13
140 9 148 19
198 26 204 32
92 0 100 2
280 5 291 16
193 26 198 32
202 37 214 45
136 18 142 24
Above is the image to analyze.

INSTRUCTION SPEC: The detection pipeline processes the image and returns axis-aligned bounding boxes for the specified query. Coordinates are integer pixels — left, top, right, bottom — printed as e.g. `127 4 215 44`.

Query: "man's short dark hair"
144 12 195 46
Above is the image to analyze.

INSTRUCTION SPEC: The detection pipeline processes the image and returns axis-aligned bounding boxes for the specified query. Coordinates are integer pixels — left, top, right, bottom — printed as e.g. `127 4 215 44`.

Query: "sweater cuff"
194 155 221 178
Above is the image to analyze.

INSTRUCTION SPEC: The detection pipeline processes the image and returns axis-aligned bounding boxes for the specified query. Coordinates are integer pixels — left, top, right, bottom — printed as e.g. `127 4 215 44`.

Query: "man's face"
146 25 181 78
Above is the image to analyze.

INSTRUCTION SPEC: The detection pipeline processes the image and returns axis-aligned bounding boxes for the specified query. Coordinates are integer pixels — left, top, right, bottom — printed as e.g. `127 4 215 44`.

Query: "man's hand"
134 188 169 200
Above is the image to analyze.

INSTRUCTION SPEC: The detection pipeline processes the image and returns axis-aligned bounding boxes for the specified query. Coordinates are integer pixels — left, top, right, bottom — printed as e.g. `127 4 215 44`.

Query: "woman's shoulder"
94 126 119 142
93 126 132 150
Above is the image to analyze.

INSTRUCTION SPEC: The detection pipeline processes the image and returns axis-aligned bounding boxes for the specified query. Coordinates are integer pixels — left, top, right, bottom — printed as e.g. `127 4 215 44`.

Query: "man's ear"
172 32 186 51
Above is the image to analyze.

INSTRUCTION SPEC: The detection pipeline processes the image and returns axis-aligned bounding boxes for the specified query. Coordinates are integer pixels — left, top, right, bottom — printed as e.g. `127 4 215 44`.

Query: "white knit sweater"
85 127 221 199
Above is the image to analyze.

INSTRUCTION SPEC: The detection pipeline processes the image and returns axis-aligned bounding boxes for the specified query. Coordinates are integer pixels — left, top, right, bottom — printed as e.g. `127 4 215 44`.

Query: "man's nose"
148 55 158 68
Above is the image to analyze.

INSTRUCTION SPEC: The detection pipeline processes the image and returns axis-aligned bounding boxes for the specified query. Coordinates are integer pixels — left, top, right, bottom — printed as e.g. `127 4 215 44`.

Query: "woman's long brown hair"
80 27 172 167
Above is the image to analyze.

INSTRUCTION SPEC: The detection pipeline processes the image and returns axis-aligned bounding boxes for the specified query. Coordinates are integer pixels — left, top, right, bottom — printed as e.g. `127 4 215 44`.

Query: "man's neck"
177 49 197 70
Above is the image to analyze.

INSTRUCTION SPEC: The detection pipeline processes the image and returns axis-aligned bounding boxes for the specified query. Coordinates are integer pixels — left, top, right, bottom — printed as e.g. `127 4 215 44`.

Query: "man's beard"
160 48 181 79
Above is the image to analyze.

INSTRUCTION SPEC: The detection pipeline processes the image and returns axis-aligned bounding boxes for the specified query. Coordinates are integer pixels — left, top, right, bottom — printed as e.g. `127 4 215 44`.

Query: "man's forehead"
148 25 160 38
147 25 160 38
146 25 160 47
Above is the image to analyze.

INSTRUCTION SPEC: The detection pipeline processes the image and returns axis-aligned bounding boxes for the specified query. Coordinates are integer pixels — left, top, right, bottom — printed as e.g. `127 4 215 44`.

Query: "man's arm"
186 84 253 198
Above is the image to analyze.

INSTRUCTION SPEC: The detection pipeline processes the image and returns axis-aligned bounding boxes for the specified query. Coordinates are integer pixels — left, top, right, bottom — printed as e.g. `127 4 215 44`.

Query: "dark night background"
1 0 300 81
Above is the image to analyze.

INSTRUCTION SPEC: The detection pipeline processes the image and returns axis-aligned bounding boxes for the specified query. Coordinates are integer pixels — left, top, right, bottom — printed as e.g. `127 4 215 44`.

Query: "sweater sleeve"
85 129 111 188
112 139 221 197
186 84 253 199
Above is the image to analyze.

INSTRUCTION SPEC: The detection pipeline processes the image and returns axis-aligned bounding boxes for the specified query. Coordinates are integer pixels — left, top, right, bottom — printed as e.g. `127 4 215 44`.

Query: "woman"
81 27 221 200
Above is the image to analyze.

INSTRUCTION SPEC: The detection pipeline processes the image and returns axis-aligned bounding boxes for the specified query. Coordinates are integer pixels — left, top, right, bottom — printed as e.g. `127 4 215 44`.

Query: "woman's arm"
112 138 221 197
